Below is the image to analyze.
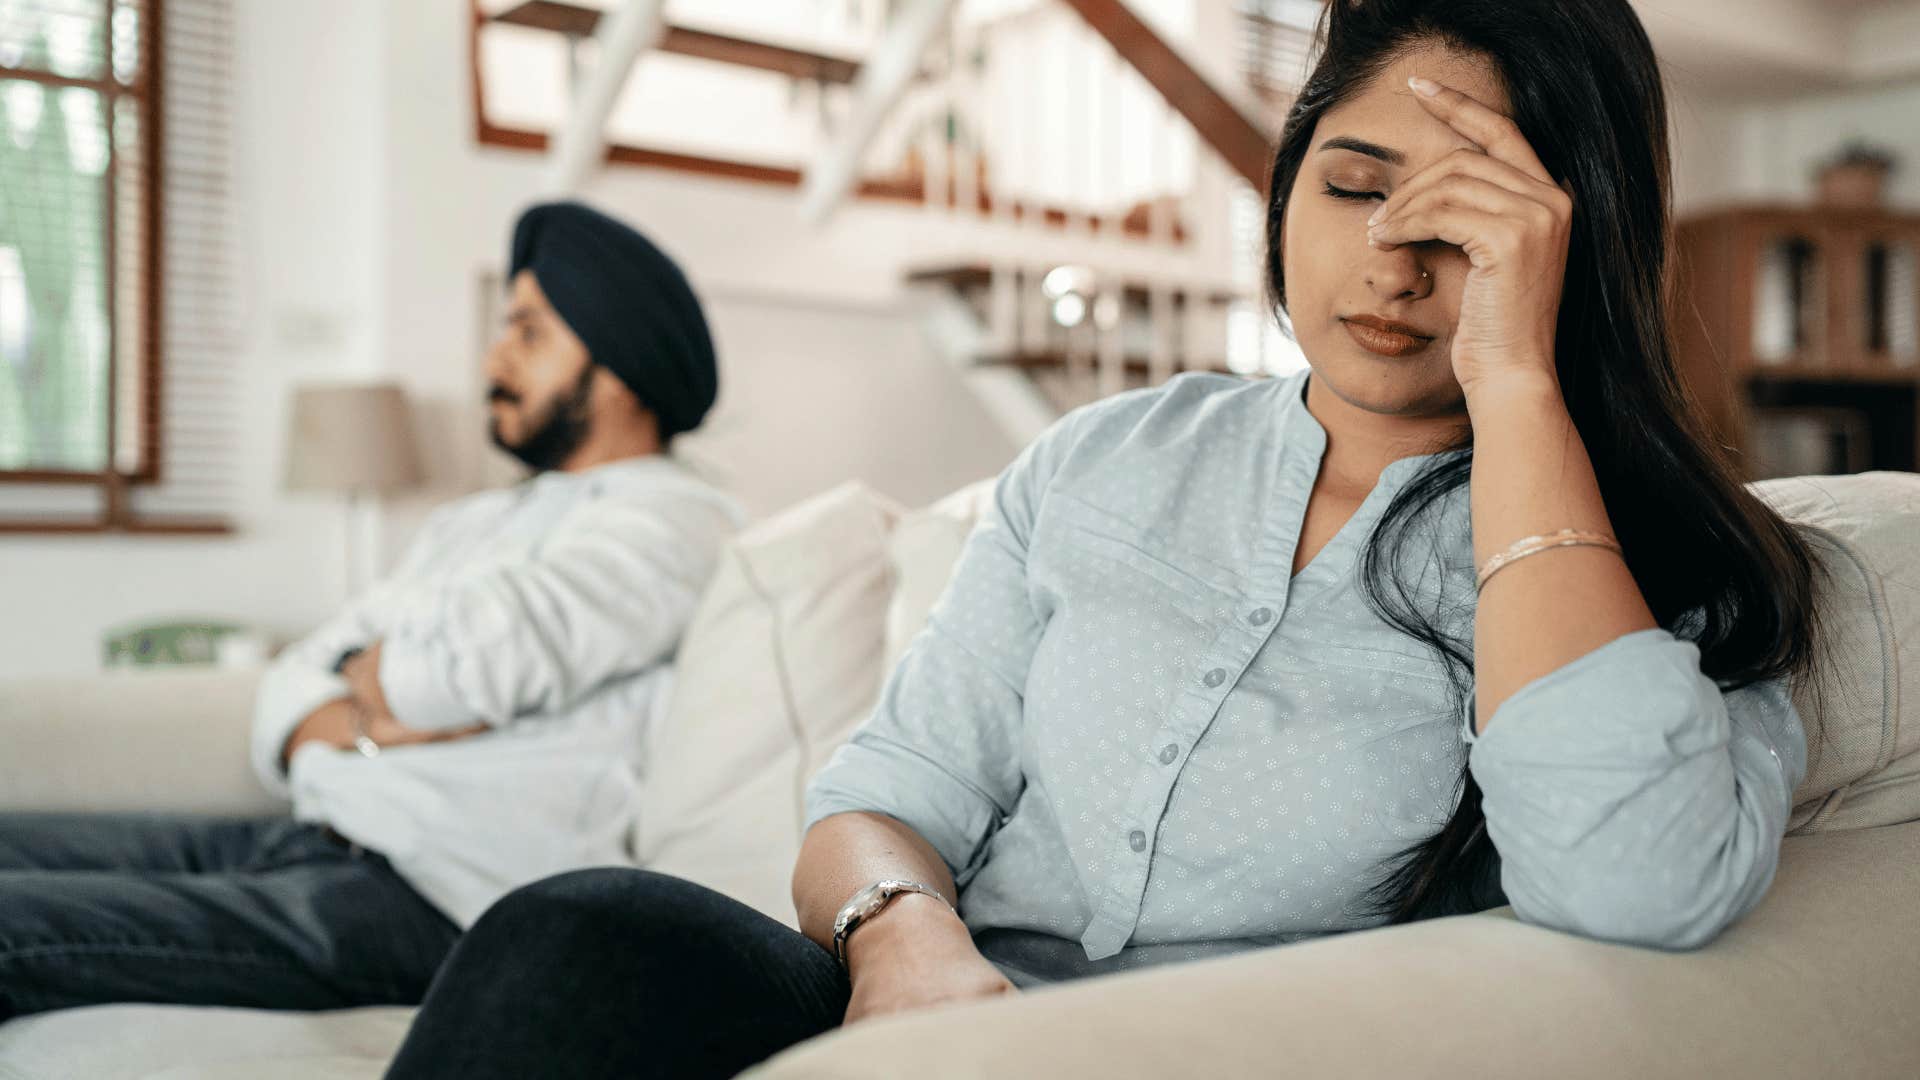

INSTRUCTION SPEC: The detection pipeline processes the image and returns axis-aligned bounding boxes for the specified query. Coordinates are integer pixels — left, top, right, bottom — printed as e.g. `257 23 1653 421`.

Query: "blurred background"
1 0 1916 678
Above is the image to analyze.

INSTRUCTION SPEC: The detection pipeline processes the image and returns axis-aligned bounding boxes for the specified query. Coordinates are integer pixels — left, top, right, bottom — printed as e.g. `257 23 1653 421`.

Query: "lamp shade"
284 381 426 495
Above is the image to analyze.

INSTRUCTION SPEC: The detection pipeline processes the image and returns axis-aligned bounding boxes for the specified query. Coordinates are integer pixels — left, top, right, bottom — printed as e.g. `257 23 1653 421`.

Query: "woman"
386 1 1829 1076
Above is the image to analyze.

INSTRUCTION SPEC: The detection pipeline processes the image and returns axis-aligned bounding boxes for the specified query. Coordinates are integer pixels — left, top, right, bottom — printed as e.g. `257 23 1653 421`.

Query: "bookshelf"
1672 205 1920 480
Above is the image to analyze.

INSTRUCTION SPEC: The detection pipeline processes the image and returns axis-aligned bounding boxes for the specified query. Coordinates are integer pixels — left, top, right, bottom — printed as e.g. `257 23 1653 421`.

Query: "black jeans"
385 868 852 1080
0 812 460 1020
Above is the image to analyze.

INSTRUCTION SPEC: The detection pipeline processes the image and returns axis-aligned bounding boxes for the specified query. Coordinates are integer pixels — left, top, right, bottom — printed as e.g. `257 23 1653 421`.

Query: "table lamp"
284 381 425 597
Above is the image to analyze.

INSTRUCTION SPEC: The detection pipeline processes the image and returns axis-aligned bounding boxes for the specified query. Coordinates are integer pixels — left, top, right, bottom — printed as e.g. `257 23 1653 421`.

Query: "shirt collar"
533 452 677 485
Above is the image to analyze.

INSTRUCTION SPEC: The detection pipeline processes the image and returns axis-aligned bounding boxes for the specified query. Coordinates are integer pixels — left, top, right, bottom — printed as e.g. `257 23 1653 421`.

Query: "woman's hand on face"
842 893 1018 1025
1364 75 1573 402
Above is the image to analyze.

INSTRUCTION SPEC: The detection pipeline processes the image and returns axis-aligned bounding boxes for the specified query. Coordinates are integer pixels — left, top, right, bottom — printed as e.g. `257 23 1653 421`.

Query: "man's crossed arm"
278 641 488 768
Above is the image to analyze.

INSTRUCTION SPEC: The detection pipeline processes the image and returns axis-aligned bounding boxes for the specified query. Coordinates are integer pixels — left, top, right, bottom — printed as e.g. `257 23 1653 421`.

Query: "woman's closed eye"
1323 181 1385 203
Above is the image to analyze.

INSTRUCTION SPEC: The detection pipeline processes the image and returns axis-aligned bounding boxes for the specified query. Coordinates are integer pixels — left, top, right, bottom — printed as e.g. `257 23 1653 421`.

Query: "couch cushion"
743 820 1920 1080
634 481 903 925
1751 471 1920 833
0 668 278 817
882 478 997 673
0 1004 407 1080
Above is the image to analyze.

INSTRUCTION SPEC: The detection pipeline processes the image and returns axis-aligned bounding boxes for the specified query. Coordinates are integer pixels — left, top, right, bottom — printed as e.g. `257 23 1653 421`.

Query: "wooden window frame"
0 0 173 523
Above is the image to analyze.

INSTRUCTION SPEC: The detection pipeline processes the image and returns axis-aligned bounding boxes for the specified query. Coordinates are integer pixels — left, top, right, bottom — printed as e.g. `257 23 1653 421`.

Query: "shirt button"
1158 743 1179 764
1128 829 1147 852
1248 607 1273 626
1202 667 1226 688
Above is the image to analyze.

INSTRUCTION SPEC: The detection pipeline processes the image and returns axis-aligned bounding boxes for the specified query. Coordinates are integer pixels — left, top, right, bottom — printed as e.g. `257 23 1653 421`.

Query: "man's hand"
280 697 489 769
281 698 360 767
360 706 490 749
842 893 1018 1025
339 641 392 720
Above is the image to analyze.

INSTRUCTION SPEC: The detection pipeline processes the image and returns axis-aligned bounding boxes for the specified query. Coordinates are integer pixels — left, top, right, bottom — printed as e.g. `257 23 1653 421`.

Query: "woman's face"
1279 46 1513 418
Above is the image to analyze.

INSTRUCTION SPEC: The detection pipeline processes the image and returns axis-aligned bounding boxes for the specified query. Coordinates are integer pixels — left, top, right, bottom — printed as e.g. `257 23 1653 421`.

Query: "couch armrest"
0 667 287 817
747 822 1920 1079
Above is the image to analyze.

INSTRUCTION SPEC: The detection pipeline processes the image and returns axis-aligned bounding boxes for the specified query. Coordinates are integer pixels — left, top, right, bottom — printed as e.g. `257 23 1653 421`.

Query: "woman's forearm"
792 811 967 959
1465 373 1657 734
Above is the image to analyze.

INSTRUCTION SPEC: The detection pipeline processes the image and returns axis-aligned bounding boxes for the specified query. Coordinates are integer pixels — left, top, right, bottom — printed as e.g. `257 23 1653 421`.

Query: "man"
0 201 744 1020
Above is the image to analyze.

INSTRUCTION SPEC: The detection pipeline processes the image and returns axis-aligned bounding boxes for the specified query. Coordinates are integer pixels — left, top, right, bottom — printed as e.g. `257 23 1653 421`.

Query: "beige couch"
1 471 1915 1079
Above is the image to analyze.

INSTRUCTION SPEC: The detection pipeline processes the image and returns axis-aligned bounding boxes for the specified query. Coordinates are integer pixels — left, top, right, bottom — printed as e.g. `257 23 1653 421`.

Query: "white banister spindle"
545 0 668 196
1095 288 1125 398
1146 281 1175 385
1074 27 1099 246
1025 263 1050 363
1185 289 1217 374
1097 43 1130 397
973 19 1016 361
1066 33 1094 400
1147 98 1177 385
953 21 979 219
921 94 948 213
1021 31 1051 362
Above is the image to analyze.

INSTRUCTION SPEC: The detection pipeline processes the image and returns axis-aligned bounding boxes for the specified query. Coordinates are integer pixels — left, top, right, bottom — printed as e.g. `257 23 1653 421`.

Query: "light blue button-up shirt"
803 368 1807 987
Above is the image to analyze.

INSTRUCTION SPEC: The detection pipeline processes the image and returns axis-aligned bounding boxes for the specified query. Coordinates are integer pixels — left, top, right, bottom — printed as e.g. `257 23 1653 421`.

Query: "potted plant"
1815 140 1899 209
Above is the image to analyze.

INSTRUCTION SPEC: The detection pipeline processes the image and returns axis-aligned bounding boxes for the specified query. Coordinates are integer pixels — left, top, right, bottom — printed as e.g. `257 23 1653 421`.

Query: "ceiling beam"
1056 0 1273 190
544 0 667 195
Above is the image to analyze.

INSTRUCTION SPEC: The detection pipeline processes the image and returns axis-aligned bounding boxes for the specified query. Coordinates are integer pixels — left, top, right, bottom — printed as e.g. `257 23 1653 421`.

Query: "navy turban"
508 200 718 440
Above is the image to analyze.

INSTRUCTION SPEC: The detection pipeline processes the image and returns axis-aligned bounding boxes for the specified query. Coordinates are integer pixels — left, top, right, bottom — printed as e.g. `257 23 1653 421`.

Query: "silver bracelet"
348 700 381 759
831 879 953 970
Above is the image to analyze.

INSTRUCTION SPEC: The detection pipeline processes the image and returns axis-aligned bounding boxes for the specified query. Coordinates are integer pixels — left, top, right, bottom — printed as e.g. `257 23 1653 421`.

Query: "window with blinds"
0 0 236 531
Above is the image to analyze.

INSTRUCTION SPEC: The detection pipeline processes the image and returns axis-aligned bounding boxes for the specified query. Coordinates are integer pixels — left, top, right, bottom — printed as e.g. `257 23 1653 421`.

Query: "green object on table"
103 621 249 668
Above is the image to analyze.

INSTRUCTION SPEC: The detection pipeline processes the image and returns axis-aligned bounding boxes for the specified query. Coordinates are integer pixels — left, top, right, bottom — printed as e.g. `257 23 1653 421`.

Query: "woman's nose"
1365 251 1433 302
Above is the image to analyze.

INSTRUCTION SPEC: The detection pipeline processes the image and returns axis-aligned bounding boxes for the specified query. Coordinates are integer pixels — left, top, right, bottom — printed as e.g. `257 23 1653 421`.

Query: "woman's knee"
465 867 730 956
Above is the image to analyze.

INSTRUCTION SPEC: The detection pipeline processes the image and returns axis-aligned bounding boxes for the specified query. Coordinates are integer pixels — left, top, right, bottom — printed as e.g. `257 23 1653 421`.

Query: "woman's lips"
1341 318 1433 357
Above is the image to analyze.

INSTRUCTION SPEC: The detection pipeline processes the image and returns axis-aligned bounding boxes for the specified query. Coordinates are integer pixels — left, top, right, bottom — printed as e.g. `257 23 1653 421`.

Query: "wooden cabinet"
1673 206 1920 479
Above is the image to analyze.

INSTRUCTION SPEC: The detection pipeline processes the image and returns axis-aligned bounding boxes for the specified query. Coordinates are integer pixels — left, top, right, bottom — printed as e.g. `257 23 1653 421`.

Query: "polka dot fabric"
804 369 1807 985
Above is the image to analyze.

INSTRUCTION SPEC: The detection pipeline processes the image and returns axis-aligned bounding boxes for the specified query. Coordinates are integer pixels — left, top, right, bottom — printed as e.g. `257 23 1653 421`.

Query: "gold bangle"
1475 528 1622 593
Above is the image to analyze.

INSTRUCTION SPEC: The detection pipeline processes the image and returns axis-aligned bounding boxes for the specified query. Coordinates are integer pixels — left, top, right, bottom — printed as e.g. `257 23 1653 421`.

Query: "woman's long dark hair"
1264 0 1832 923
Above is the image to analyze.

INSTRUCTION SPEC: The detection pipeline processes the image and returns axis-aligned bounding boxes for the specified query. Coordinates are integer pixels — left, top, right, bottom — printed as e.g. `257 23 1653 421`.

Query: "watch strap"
831 879 952 969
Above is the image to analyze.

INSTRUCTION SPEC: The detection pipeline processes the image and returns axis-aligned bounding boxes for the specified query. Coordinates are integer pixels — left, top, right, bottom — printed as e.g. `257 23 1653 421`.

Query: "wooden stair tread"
492 1 863 84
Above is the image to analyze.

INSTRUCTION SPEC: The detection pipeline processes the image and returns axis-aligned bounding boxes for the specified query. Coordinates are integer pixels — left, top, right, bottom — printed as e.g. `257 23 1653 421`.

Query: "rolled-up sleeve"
803 408 1086 887
1463 627 1808 951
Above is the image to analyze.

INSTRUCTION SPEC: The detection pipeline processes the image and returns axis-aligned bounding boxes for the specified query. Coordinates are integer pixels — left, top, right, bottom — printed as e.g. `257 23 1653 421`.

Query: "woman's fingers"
1367 147 1565 229
1406 75 1553 184
1369 175 1562 250
1368 204 1529 261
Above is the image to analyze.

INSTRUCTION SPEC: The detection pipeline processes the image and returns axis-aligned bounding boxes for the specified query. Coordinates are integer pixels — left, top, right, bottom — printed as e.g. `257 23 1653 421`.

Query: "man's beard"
490 367 595 472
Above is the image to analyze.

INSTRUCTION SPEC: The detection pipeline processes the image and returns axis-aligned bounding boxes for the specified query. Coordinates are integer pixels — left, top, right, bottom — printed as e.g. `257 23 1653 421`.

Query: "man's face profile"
484 270 597 471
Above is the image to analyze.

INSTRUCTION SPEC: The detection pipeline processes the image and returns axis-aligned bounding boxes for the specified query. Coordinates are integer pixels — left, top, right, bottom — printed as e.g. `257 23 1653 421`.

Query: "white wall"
1722 78 1920 210
1665 75 1747 219
1663 74 1920 218
0 0 392 677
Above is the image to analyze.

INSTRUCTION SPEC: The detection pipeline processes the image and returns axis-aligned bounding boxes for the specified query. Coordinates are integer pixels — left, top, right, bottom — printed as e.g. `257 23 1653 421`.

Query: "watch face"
835 881 948 966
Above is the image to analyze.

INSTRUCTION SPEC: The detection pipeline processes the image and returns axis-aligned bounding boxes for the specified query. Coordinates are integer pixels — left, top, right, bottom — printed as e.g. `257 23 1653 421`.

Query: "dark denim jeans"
386 868 852 1080
0 812 459 1020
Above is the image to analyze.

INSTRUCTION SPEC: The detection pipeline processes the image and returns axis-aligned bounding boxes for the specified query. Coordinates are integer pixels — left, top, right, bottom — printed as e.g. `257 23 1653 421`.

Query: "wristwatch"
831 879 953 969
